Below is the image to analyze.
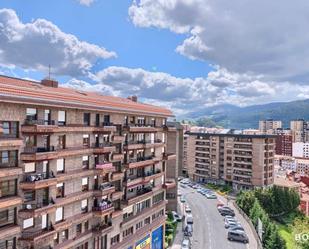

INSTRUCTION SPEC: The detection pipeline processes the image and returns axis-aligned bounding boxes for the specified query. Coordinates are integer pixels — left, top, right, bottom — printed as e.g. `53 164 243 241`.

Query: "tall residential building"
164 122 183 211
259 120 282 133
292 142 309 158
275 134 293 156
184 131 275 190
0 75 177 249
290 119 308 142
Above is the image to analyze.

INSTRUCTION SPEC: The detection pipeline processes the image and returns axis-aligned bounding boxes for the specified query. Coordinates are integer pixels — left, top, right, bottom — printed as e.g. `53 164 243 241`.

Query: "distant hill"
186 99 309 129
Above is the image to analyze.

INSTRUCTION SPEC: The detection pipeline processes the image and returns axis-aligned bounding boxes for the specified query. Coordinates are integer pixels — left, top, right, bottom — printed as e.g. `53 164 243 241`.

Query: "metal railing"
23 146 55 154
24 171 55 182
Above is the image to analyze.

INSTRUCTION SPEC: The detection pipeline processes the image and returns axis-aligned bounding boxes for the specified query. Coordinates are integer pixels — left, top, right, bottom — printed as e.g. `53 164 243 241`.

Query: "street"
177 185 255 249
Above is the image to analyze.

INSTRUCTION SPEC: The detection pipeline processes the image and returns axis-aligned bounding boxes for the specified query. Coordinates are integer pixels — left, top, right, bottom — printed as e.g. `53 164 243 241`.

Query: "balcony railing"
128 156 154 164
23 172 55 182
24 119 57 126
96 162 115 171
97 183 114 191
92 142 113 148
22 198 55 210
92 200 113 212
23 146 55 154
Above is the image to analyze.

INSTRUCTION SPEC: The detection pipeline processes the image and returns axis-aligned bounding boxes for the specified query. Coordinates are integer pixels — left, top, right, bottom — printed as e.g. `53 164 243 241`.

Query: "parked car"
180 196 186 203
220 208 235 217
181 238 191 249
172 211 182 222
225 219 241 229
180 183 187 188
206 193 217 199
227 230 249 243
228 225 245 232
184 224 193 237
185 206 192 214
186 214 194 225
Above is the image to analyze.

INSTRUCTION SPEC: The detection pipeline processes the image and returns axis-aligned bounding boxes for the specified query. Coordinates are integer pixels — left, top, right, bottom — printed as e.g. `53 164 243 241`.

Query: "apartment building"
184 131 275 190
164 122 183 211
259 120 282 133
275 134 293 156
290 119 309 142
0 75 176 249
292 142 309 158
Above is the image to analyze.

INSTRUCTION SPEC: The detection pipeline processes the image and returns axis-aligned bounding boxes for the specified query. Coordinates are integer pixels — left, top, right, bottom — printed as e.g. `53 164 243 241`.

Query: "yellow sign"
135 235 151 249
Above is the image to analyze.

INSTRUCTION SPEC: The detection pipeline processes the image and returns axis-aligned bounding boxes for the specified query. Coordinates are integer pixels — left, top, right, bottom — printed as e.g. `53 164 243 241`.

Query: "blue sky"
0 0 308 117
0 0 210 81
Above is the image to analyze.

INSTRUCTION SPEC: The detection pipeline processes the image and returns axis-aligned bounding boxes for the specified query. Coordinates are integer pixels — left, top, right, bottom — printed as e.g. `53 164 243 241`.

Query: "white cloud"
78 0 94 6
0 8 115 77
129 0 309 82
62 66 301 116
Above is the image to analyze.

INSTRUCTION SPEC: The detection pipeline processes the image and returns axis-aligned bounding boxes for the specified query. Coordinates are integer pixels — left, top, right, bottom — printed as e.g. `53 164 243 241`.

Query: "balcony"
124 170 163 188
21 119 116 134
125 186 153 205
92 222 113 235
0 138 23 148
20 226 55 244
111 191 123 201
0 224 21 241
123 124 163 133
112 135 125 143
96 162 115 173
111 171 124 181
55 191 93 207
92 201 114 216
21 146 93 161
20 172 57 190
124 139 164 150
0 196 22 209
53 212 93 232
112 153 124 161
19 199 56 218
92 142 116 154
164 179 177 189
93 183 115 196
163 153 177 160
126 156 160 169
0 167 22 178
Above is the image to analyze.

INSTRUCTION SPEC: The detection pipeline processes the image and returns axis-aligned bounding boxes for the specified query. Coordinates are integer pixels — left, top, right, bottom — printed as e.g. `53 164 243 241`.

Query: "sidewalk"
170 197 184 249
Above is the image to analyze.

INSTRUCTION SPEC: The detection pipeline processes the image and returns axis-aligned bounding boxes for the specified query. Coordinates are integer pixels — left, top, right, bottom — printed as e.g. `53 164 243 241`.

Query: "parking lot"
174 179 255 249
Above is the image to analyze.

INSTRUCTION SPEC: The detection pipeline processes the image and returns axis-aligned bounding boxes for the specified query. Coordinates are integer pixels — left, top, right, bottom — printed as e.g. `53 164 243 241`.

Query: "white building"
292 142 309 158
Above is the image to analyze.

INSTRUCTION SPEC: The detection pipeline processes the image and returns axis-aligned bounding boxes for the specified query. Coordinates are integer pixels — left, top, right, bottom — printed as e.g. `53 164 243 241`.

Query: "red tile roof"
0 75 173 117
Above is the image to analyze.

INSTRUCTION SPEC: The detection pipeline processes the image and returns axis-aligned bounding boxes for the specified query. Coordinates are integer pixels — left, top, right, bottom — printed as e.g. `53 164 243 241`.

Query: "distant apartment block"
0 75 177 249
259 120 282 133
184 130 275 190
275 134 293 156
290 119 309 142
292 142 309 158
276 155 309 176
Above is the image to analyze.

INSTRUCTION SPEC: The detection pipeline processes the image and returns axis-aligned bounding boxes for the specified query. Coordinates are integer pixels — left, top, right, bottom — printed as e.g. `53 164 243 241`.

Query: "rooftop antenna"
48 64 51 80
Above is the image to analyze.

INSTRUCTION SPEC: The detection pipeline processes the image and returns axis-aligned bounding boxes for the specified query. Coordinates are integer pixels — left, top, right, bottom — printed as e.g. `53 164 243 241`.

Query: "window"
24 162 35 173
0 151 17 167
122 226 133 238
26 108 37 121
144 217 151 225
56 183 64 198
61 229 69 241
0 210 8 226
76 223 82 235
83 134 90 147
82 177 88 191
1 121 18 138
81 199 88 213
58 135 66 149
24 190 35 202
82 156 89 169
44 109 51 125
55 207 64 222
103 115 110 125
84 113 91 126
136 221 143 230
23 217 34 229
95 114 100 127
84 221 89 231
25 135 36 148
42 214 47 229
0 238 16 249
110 234 119 246
58 111 66 126
57 159 65 173
0 180 16 198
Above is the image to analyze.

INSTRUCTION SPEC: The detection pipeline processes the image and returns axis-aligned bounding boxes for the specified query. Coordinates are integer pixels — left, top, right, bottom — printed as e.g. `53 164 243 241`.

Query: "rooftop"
0 75 173 117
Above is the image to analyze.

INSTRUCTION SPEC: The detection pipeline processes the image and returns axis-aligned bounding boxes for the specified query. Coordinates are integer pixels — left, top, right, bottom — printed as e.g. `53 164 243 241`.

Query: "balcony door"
44 110 51 125
42 213 48 229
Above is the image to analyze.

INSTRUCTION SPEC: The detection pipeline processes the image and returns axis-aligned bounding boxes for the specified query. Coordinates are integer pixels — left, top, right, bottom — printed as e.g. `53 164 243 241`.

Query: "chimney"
127 95 138 102
41 78 58 88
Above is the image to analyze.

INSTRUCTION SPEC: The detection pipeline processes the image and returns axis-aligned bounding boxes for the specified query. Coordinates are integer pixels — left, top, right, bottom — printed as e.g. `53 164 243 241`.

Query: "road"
178 185 252 249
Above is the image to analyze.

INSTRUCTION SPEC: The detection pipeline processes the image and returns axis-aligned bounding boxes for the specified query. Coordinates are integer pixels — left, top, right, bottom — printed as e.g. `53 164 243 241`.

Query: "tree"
264 223 287 249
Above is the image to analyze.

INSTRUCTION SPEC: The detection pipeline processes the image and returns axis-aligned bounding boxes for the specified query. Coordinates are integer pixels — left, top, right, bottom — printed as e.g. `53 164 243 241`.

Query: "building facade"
292 142 309 158
0 75 177 249
275 134 293 156
184 131 275 190
259 120 282 133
